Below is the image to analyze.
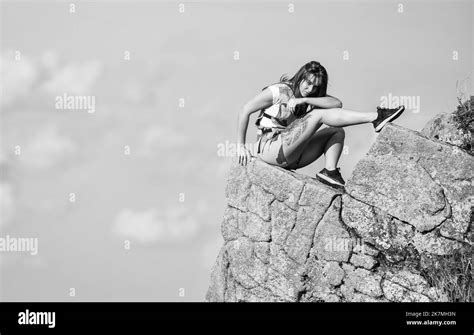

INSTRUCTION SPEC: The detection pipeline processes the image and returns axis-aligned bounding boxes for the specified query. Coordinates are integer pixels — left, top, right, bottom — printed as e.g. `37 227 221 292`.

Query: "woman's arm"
237 88 274 145
237 88 274 165
303 94 343 109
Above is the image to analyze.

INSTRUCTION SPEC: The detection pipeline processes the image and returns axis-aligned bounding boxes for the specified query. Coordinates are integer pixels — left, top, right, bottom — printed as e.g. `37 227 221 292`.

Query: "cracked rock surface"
207 116 473 302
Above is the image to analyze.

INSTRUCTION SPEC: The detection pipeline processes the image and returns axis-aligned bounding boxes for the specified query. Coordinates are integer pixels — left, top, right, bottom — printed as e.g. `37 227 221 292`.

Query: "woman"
236 61 405 187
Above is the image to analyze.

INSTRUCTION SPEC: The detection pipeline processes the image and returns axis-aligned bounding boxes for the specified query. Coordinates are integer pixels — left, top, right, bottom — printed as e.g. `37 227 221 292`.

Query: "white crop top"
257 83 297 129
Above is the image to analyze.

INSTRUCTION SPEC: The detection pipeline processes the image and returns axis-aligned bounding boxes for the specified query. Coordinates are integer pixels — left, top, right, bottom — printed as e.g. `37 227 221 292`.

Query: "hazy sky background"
0 0 472 301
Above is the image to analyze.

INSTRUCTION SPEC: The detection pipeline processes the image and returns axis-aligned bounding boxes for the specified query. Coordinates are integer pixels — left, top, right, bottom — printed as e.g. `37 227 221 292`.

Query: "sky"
0 0 472 301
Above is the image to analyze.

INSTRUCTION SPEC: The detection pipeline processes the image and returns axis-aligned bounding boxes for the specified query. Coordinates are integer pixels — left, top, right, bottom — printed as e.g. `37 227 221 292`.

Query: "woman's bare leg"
286 127 345 170
319 108 377 127
321 127 345 170
281 108 376 164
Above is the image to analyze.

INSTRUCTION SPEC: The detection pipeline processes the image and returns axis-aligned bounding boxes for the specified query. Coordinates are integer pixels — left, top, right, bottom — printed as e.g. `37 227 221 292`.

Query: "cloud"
122 82 147 104
20 125 76 169
215 158 232 179
41 60 102 95
39 50 60 72
137 125 189 157
0 50 38 108
113 206 200 244
196 198 210 216
191 99 223 118
0 182 14 227
0 142 7 166
199 236 223 270
1 49 103 108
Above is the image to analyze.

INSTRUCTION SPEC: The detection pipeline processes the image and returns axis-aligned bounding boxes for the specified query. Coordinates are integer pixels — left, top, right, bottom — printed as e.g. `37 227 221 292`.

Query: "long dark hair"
263 61 328 117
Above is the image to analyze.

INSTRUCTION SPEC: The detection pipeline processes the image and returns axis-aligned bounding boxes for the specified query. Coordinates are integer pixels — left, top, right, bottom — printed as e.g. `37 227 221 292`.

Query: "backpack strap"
255 81 289 128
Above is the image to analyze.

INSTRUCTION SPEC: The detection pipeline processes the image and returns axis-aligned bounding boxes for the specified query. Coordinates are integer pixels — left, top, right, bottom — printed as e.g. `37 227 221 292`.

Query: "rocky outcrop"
206 103 473 302
421 96 473 155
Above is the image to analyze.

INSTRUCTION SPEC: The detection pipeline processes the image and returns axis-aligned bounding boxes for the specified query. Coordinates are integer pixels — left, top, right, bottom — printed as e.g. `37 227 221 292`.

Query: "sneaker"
372 106 405 132
316 168 345 187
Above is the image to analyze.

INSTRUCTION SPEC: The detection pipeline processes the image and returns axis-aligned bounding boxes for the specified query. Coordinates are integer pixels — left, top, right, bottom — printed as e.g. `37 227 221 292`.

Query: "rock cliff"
206 99 473 302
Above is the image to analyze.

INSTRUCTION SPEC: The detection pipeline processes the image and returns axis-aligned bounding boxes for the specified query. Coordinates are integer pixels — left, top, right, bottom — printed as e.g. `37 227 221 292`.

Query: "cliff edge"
206 98 473 302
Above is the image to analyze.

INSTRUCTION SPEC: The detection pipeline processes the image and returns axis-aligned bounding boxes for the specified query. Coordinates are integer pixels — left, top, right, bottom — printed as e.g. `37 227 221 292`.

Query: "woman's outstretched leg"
281 106 404 164
318 108 377 127
281 108 371 164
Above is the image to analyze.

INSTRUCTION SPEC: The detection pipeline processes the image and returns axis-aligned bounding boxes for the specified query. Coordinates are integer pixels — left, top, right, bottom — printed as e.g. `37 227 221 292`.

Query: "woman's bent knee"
334 127 345 139
305 108 324 124
329 127 345 143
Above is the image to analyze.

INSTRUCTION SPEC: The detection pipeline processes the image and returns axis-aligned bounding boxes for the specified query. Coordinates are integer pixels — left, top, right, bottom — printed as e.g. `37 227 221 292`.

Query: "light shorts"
255 129 307 169
256 132 291 168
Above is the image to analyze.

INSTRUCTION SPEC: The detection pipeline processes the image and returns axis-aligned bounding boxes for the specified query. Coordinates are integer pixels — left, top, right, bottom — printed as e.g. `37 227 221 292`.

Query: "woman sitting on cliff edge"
236 60 405 187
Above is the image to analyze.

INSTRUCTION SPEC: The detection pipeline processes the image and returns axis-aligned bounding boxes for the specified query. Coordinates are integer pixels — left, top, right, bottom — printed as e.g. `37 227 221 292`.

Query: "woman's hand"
287 98 305 114
237 144 252 166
